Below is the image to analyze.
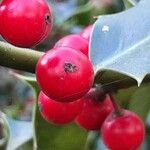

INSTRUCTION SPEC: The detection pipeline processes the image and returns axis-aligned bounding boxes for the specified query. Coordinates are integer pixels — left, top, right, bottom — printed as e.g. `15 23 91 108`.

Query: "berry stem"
0 41 44 73
94 84 107 101
109 93 123 116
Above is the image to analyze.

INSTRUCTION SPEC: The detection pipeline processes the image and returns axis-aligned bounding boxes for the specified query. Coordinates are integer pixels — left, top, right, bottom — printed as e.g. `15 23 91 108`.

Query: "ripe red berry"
80 25 93 41
101 110 145 150
75 88 114 130
0 0 53 47
36 47 94 102
38 91 84 124
54 34 89 57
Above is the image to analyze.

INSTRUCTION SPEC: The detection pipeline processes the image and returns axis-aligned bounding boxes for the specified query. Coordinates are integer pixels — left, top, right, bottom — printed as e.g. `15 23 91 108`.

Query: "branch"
0 41 44 73
0 41 149 92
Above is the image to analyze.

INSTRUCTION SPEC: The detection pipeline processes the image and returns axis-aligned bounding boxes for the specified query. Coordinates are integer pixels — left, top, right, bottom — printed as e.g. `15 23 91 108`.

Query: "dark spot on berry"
64 62 78 73
45 13 51 24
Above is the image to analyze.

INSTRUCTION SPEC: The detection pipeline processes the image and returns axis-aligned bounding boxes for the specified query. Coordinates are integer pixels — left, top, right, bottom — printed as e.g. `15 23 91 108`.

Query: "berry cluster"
36 25 145 150
0 1 145 149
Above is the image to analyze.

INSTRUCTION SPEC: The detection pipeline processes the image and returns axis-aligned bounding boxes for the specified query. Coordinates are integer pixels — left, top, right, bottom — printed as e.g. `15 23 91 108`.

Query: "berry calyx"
0 0 53 47
54 34 89 57
75 88 114 130
101 109 145 150
36 47 94 102
38 91 84 124
80 25 93 41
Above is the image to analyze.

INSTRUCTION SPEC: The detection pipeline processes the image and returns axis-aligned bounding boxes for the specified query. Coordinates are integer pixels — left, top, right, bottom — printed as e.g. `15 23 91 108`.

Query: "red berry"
36 47 94 102
0 0 53 47
101 110 145 150
75 88 114 130
54 34 89 57
80 25 93 41
38 91 84 124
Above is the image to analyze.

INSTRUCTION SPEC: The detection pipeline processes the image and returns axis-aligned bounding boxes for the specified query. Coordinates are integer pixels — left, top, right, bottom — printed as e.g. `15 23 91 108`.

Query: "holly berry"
54 34 89 57
75 88 114 130
38 91 84 124
36 47 94 102
101 110 145 150
0 0 53 47
80 25 93 41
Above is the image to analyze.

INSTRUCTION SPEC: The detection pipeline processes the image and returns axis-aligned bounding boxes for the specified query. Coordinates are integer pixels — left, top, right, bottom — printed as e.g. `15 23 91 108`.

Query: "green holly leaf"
115 86 138 108
90 0 150 86
113 83 150 122
129 84 150 122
